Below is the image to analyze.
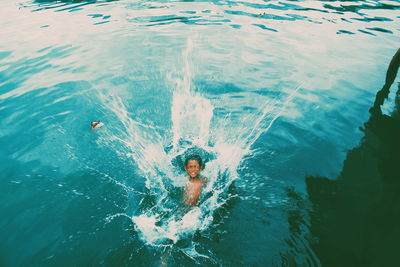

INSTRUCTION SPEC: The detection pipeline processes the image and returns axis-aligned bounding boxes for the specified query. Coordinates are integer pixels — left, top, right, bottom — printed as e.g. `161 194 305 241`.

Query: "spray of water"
98 39 299 247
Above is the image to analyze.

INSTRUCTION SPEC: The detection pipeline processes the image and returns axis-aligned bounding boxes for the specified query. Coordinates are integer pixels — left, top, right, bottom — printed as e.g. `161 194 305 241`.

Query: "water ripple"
1 0 399 265
16 0 398 40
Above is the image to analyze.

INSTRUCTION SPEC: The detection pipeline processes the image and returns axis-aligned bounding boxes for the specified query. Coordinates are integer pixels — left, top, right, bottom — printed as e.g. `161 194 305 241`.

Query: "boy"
183 155 207 206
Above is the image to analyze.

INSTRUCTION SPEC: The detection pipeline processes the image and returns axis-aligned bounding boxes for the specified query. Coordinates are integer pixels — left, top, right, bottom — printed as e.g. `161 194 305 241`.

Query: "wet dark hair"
184 155 204 168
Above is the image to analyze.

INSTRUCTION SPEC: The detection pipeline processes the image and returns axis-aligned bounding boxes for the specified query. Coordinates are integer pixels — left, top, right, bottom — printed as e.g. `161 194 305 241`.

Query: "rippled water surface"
1 0 399 266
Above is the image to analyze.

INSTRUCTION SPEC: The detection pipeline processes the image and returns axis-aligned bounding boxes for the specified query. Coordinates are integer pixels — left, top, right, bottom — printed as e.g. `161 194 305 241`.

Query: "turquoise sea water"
1 0 399 266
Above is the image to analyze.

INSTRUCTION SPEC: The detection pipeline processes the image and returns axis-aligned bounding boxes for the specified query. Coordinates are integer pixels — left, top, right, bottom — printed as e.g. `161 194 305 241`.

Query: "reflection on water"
306 48 400 266
25 0 400 36
1 0 400 265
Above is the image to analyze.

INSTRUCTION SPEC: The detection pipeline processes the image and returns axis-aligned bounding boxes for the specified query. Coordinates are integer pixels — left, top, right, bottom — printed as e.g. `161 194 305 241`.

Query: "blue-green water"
1 0 399 266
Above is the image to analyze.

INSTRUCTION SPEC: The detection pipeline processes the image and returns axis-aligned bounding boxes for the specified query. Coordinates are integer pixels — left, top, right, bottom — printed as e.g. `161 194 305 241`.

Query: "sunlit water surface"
1 0 399 266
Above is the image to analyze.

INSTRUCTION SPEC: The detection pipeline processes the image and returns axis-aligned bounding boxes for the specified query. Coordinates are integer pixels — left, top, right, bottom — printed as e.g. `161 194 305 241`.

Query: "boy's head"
184 155 204 179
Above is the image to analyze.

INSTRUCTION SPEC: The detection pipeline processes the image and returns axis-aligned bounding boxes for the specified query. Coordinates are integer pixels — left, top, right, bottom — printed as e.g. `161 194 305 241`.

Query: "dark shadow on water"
306 48 400 266
277 186 320 267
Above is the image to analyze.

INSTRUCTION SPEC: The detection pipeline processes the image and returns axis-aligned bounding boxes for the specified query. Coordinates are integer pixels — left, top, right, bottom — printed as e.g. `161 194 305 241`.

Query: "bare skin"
183 160 207 206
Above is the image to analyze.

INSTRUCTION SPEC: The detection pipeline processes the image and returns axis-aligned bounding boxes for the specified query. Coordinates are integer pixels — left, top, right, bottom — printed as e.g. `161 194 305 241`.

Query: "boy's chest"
187 180 203 191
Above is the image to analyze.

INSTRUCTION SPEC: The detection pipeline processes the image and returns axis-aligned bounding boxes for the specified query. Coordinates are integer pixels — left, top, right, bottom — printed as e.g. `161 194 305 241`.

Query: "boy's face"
185 160 201 179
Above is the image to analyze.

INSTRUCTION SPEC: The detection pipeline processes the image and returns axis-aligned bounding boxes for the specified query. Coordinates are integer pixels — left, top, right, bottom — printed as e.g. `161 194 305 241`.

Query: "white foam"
98 38 299 246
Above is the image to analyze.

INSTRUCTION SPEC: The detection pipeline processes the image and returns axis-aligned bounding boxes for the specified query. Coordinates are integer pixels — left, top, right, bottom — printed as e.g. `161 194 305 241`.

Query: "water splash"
98 38 299 247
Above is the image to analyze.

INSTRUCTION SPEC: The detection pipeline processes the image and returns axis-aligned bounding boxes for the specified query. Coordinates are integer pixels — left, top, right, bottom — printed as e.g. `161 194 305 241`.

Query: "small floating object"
91 121 104 129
